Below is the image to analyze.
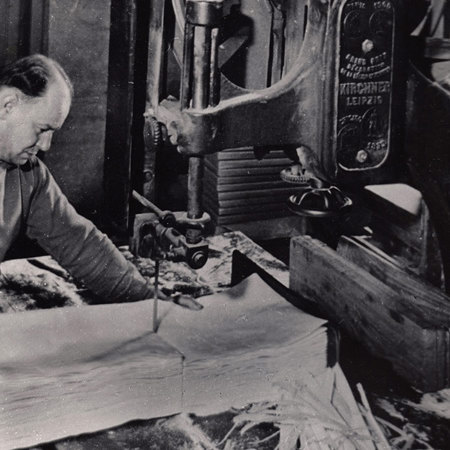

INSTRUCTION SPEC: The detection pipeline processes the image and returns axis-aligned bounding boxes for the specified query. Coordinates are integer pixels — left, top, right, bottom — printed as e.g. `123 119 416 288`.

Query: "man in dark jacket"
0 54 156 302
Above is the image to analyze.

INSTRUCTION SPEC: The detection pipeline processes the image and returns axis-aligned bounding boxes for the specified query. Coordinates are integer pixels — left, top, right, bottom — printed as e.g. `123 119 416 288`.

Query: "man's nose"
36 131 53 152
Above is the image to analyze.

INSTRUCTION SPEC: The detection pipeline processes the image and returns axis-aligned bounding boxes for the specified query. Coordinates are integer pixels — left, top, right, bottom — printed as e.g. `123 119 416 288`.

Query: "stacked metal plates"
203 147 302 225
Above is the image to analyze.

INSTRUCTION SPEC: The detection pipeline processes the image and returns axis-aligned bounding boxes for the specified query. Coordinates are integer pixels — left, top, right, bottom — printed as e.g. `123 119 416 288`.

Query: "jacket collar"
0 161 17 171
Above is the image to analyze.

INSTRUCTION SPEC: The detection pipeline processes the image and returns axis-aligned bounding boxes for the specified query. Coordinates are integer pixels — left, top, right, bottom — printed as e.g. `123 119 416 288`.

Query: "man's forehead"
35 80 71 127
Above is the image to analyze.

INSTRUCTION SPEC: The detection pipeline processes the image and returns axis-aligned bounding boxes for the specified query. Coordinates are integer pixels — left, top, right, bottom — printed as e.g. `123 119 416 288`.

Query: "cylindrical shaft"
187 156 204 220
181 22 195 109
192 26 211 109
209 27 220 106
183 1 223 223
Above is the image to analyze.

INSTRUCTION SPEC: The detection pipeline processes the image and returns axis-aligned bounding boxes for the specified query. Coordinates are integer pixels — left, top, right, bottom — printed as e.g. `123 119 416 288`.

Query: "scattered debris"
406 389 450 421
376 399 407 423
218 370 378 450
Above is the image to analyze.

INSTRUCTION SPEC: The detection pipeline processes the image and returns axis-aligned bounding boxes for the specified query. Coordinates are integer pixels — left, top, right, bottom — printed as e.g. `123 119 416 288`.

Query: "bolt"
190 251 207 269
362 39 374 54
356 150 368 163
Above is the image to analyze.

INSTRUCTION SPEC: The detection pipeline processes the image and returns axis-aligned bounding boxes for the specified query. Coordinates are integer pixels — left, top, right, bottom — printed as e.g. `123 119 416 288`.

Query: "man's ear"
0 88 19 119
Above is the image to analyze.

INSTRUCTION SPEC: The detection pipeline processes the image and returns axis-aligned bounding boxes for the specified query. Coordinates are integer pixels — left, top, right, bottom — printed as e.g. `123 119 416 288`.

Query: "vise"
132 0 412 267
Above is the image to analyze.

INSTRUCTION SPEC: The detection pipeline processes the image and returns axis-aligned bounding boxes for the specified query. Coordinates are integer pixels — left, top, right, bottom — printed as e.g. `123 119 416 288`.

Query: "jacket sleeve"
23 159 153 302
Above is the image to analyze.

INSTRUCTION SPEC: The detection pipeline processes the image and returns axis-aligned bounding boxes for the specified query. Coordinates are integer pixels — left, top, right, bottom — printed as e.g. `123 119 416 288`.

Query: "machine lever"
132 190 176 227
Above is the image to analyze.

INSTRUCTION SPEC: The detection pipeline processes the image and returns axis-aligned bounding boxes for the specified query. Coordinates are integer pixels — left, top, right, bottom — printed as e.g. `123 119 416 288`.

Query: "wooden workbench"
2 231 450 448
0 232 372 450
0 231 288 313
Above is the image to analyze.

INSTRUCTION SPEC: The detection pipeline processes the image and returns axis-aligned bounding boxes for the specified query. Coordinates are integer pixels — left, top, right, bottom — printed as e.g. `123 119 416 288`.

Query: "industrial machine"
131 0 432 274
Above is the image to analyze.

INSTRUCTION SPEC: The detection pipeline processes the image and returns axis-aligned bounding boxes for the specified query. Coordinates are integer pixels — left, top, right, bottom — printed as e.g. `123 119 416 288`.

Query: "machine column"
182 0 222 238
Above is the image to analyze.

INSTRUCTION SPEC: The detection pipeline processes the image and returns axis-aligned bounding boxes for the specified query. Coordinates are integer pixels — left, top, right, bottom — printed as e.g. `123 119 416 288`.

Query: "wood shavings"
376 399 406 422
373 417 433 450
162 414 220 450
357 384 391 450
357 385 434 450
405 389 450 420
218 369 377 450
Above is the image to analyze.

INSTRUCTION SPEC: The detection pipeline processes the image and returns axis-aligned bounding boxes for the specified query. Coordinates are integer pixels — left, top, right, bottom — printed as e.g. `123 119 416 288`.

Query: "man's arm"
23 158 154 302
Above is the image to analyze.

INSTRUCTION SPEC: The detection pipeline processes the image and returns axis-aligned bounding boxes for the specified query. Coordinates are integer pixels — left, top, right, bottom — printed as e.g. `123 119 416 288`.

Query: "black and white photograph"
1 1 450 449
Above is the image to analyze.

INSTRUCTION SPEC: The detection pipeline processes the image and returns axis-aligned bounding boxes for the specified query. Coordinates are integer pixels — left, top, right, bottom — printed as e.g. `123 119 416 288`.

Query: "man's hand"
154 286 203 310
172 294 203 311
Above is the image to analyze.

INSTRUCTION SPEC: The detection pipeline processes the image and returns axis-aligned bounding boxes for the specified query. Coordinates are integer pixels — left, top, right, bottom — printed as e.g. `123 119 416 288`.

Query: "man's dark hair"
0 54 73 99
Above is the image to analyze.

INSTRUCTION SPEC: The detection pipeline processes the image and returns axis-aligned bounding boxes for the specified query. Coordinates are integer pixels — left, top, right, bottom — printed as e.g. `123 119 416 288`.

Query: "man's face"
0 78 71 166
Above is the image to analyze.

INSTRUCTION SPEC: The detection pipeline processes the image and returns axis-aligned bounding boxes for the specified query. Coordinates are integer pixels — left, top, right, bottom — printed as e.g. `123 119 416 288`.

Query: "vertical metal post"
192 25 211 108
268 1 285 86
182 0 223 226
209 26 220 106
187 157 204 221
180 21 195 108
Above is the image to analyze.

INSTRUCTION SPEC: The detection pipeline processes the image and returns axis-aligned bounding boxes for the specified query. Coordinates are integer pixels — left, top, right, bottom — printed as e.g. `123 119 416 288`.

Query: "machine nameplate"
336 0 395 171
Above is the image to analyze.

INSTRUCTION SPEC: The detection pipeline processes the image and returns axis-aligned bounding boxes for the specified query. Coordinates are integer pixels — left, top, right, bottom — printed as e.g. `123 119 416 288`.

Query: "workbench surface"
2 232 450 449
0 231 288 314
0 232 293 450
